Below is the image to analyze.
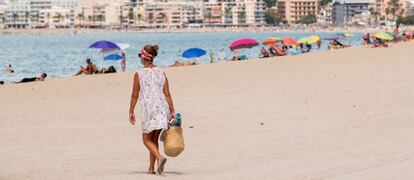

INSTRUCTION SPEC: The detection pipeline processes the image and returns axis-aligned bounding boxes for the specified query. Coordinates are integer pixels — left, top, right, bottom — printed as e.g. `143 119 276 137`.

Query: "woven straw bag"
163 126 185 157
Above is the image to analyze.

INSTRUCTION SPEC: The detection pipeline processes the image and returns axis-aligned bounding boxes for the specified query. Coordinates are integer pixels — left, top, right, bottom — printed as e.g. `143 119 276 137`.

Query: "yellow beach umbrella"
297 37 309 44
344 33 354 37
298 35 321 44
306 35 321 44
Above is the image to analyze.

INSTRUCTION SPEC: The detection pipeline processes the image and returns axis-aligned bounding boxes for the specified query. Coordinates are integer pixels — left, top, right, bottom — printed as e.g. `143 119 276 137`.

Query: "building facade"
277 0 320 24
332 0 375 25
4 0 77 28
0 2 6 28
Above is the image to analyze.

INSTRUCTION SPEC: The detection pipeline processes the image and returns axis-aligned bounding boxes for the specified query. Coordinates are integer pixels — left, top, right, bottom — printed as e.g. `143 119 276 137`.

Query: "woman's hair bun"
144 45 159 57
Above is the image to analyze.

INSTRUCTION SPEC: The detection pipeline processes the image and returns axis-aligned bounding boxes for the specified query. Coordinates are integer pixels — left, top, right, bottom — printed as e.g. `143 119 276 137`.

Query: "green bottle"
176 113 182 126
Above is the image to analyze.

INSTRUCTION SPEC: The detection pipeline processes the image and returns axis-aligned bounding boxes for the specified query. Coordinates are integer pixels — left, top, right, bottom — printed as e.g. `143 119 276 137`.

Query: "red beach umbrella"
229 38 259 51
282 37 298 46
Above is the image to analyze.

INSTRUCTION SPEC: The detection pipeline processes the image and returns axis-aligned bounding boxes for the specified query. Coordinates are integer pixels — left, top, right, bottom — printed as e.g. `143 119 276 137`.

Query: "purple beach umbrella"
88 40 120 50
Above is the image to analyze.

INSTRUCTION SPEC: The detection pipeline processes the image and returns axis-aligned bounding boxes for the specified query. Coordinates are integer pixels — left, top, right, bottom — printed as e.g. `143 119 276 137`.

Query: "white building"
4 0 77 28
0 2 6 28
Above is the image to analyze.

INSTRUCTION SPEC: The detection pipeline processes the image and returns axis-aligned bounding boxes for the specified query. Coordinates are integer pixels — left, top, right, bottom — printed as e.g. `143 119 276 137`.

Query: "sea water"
0 31 364 82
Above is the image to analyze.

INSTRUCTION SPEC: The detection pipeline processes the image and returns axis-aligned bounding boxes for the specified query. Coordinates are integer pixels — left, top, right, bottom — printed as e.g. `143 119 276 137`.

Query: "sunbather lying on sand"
170 60 200 67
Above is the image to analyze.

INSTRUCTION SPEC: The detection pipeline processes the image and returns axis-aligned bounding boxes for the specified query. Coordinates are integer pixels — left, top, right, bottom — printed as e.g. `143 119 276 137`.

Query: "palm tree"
46 12 50 28
65 14 70 28
77 13 84 28
205 12 213 25
97 14 105 25
56 13 62 27
148 13 154 27
12 12 18 28
128 11 134 28
158 12 166 27
224 7 232 24
385 0 402 20
191 9 197 23
137 13 142 25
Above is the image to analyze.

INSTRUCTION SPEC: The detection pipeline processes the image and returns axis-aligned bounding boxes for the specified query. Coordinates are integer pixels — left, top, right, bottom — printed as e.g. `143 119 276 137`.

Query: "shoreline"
0 26 401 36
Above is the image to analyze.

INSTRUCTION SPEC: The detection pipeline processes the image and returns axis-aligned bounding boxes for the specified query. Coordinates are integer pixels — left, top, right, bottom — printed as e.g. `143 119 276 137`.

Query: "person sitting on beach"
17 73 47 83
4 64 14 74
363 33 372 45
129 45 175 175
316 40 321 49
372 38 388 48
260 47 270 58
74 58 94 76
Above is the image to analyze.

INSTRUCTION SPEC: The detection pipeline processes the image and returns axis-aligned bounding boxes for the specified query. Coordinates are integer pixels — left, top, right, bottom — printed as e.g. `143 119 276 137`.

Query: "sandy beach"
1 42 414 179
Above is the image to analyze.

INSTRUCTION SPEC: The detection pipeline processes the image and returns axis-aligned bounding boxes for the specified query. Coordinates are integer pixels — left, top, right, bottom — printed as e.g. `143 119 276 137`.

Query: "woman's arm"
129 73 140 125
163 74 175 120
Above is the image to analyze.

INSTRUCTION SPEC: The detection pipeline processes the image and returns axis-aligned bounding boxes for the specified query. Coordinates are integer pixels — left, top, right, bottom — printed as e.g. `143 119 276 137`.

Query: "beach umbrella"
344 33 354 37
229 38 259 51
89 40 120 50
182 48 206 58
297 37 309 44
100 43 130 53
298 36 320 44
374 32 393 41
117 43 130 50
307 36 321 44
104 54 122 61
263 37 282 45
282 37 298 46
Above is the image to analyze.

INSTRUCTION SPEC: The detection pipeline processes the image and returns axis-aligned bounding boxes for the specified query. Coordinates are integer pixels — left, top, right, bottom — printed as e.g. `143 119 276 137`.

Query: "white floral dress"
137 67 170 134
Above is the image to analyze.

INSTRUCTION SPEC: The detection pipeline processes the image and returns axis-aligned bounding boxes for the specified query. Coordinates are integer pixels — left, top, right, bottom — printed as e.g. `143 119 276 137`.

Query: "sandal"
157 156 167 175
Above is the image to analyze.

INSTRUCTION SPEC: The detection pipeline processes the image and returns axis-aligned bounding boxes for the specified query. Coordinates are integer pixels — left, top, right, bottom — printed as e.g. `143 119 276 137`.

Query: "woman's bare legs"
148 130 161 174
143 130 163 174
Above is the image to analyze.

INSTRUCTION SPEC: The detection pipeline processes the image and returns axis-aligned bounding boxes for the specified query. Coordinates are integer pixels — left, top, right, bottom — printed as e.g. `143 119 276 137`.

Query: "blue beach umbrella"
89 40 120 50
104 54 122 61
182 48 206 58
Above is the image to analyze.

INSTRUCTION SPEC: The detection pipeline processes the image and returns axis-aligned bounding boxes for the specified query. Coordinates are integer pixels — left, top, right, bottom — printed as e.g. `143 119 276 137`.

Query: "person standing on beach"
218 49 226 61
121 52 126 72
129 45 176 175
210 50 215 63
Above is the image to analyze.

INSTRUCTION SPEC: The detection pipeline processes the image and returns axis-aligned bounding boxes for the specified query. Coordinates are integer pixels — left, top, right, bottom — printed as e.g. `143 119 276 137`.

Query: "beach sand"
1 43 414 179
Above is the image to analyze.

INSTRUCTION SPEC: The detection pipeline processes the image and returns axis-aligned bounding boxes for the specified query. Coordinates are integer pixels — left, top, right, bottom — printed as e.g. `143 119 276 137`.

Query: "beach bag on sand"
163 126 185 157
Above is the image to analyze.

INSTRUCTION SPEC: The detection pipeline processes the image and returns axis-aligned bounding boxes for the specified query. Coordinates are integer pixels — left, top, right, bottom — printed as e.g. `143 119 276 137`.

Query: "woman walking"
129 45 176 175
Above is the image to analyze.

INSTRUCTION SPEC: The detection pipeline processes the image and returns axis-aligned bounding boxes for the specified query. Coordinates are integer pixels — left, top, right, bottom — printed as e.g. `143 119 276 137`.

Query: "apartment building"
0 2 6 28
332 0 375 25
4 0 77 28
317 2 333 24
277 0 320 23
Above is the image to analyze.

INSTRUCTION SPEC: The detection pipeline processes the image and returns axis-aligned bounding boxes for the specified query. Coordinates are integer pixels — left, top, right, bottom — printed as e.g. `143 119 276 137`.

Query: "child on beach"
129 45 176 175
121 52 126 72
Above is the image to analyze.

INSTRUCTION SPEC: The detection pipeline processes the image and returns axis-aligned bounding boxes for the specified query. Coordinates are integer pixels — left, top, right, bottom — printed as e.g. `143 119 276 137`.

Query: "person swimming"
5 64 14 74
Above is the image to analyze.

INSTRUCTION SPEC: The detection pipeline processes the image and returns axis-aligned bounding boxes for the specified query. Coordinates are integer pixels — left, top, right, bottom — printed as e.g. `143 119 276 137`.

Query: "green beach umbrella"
374 32 393 41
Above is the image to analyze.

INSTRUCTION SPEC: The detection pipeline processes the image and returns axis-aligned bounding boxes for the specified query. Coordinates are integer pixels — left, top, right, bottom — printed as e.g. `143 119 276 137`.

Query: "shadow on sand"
129 171 183 175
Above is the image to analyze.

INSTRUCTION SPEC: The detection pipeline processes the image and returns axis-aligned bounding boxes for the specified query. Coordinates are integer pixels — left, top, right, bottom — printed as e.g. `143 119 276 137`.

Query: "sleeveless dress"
137 67 170 134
